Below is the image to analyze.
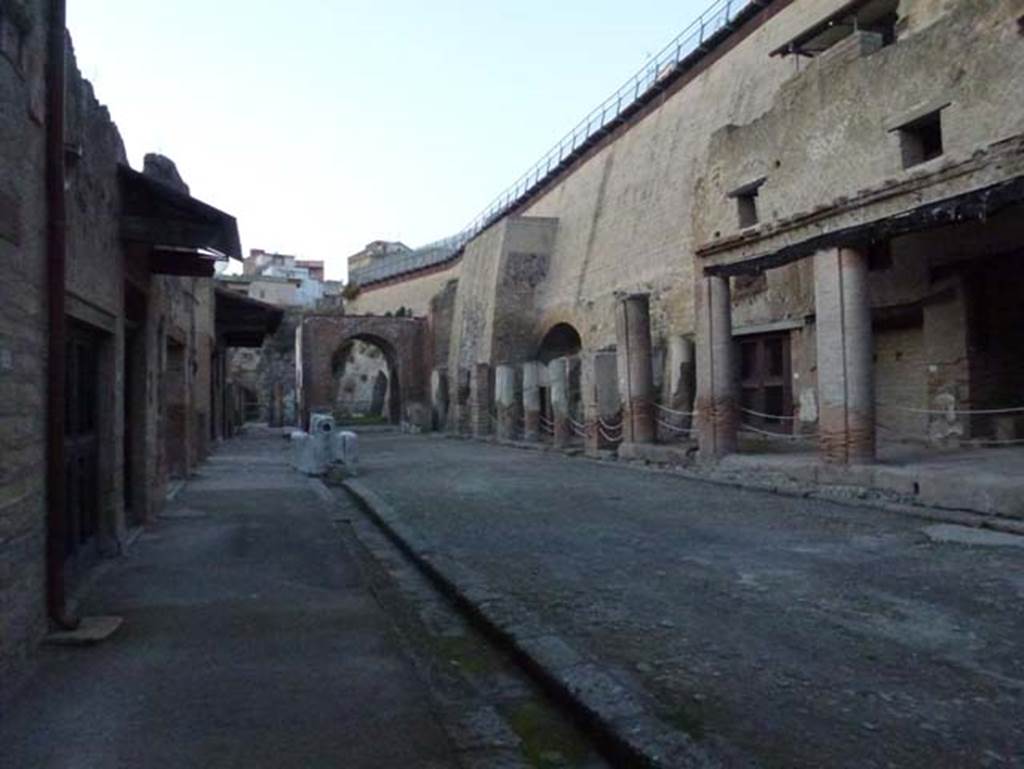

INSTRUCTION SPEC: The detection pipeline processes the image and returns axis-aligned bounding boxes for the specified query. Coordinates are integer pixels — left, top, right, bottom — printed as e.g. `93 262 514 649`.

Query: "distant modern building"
229 249 340 308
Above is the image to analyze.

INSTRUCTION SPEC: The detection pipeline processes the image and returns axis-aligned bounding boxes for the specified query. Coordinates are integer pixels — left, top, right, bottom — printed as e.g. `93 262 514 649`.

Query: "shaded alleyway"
0 428 459 769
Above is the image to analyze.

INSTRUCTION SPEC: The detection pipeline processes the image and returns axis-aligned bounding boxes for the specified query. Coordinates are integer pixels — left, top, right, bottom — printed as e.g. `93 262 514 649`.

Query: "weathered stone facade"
1 4 260 694
0 0 49 696
340 0 1024 472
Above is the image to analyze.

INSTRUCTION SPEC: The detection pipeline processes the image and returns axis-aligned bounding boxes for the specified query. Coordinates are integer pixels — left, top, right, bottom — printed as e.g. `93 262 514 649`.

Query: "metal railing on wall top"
351 0 756 287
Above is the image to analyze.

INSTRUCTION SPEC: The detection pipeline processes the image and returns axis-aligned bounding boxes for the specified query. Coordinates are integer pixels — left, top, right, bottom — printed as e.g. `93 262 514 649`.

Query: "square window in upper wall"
898 110 944 168
729 177 766 229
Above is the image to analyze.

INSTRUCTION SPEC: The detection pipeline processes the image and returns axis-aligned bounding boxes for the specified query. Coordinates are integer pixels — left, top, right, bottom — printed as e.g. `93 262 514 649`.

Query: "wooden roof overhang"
119 165 242 277
215 288 284 348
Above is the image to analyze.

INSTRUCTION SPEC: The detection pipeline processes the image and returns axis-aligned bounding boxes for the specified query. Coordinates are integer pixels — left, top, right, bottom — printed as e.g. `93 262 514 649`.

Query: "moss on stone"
504 700 592 768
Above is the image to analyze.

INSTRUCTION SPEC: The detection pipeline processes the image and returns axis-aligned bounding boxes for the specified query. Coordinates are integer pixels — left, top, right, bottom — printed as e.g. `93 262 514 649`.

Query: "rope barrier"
741 407 798 421
739 422 816 442
656 418 696 435
653 402 696 417
598 417 623 432
598 426 623 443
878 403 1024 416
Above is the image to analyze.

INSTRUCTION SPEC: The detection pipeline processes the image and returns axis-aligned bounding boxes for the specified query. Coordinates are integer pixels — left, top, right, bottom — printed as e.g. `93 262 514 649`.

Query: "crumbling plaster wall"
0 0 48 695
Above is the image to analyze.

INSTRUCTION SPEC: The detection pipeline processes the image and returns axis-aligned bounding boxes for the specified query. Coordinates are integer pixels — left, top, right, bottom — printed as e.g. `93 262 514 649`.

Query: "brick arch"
298 315 429 428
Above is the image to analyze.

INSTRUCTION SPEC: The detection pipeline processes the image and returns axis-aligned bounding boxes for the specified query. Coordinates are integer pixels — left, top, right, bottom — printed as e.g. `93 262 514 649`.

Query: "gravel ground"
352 432 1024 769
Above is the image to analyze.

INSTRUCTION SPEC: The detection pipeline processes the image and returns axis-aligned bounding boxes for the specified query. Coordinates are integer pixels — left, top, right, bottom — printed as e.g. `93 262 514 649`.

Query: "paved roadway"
351 432 1024 769
1 429 460 769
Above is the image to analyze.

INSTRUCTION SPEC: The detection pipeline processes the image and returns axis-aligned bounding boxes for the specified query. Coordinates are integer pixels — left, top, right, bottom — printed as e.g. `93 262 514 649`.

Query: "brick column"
470 362 492 437
814 247 875 464
615 294 655 444
548 357 571 447
522 362 542 442
494 364 518 441
695 275 738 460
582 351 619 455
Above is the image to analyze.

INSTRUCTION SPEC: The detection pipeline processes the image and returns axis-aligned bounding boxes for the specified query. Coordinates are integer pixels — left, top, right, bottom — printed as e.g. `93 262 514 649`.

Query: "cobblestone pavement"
350 432 1024 769
0 429 462 769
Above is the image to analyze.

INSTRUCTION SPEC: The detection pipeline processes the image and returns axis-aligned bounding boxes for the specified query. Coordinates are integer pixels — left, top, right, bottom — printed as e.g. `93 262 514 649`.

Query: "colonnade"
439 246 876 466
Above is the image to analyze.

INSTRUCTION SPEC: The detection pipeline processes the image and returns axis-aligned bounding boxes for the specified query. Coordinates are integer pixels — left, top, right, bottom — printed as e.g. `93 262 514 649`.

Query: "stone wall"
333 340 390 418
226 308 302 427
299 0 1023 448
345 261 460 318
0 0 48 697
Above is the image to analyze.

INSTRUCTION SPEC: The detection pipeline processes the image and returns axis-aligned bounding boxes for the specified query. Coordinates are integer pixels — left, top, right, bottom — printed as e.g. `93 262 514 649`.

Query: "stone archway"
330 335 401 424
298 315 429 429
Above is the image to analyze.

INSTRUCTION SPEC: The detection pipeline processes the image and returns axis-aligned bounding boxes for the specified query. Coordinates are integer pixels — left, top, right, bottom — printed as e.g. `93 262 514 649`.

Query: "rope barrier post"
494 364 518 441
663 335 696 439
522 361 543 442
470 362 493 438
548 357 572 448
582 350 620 455
454 366 472 435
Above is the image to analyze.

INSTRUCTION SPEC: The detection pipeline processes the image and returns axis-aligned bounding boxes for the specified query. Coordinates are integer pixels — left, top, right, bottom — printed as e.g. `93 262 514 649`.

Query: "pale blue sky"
68 1 706 280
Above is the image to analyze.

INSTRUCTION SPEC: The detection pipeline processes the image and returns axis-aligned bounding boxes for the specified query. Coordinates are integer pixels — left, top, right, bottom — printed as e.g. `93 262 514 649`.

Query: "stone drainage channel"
331 478 731 769
313 480 614 769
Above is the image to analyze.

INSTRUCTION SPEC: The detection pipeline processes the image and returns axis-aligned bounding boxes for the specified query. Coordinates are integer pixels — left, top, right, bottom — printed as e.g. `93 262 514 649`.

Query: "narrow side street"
347 432 1024 769
0 429 460 769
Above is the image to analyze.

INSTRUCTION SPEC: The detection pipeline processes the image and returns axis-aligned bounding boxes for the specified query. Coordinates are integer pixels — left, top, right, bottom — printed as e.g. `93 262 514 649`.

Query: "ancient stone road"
0 429 461 769
352 432 1024 769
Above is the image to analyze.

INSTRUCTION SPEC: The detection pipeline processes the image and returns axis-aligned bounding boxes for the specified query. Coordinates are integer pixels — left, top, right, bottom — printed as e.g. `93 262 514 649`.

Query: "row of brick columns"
695 246 876 464
449 257 874 466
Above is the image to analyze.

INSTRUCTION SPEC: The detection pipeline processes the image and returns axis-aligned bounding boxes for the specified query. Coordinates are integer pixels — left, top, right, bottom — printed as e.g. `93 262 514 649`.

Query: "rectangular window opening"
899 111 943 169
730 177 765 229
737 192 759 228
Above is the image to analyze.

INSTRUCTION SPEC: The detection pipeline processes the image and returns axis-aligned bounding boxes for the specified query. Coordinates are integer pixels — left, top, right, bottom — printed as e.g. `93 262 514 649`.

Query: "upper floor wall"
694 0 1024 270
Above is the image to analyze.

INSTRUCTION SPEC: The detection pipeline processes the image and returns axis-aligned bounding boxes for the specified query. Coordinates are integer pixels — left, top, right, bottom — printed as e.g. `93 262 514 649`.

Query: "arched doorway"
331 334 402 425
537 323 582 363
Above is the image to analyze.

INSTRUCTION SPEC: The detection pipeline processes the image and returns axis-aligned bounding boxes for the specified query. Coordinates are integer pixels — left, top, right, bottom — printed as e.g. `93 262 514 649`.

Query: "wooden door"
64 324 101 568
739 333 793 433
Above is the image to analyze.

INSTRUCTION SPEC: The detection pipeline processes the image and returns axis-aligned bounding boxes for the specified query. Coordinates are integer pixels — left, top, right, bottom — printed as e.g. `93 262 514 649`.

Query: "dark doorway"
739 333 793 433
124 283 147 524
64 322 102 576
165 339 188 479
537 323 582 364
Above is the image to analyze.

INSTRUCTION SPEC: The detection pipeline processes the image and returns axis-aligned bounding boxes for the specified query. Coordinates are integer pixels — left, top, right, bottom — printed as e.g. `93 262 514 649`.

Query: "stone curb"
443 433 1024 537
342 478 728 769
